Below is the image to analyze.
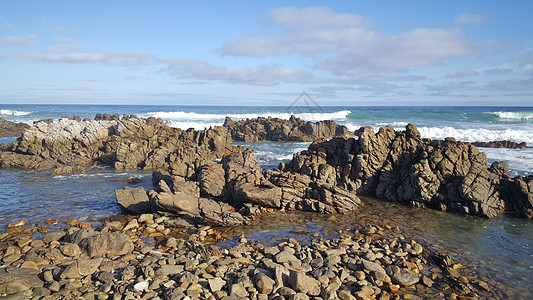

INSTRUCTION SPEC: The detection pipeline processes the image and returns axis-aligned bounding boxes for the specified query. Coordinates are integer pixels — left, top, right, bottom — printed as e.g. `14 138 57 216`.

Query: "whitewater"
1 104 532 176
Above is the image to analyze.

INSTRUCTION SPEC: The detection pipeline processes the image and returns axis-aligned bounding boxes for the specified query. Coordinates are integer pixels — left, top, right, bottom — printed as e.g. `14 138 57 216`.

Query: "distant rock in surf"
471 140 527 149
223 115 354 142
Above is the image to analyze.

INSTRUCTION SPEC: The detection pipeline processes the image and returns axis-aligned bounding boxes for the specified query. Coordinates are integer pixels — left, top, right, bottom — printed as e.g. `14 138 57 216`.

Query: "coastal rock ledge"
116 124 532 223
281 124 533 219
117 149 362 227
223 115 354 142
0 115 236 173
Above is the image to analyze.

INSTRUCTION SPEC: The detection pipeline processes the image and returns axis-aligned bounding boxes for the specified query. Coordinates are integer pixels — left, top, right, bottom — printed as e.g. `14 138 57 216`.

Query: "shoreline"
1 208 501 299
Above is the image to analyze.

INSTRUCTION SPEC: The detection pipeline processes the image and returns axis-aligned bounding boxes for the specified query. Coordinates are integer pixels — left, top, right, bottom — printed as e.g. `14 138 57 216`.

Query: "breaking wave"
488 111 533 120
0 109 33 116
143 110 351 129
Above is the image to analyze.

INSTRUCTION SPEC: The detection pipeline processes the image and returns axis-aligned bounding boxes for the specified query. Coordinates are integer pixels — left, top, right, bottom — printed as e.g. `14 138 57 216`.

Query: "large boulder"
77 232 134 258
64 229 134 258
115 186 151 214
0 267 43 295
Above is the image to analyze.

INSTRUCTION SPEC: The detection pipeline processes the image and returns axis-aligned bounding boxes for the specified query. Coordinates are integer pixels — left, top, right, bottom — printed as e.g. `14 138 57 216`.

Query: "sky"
1 1 532 106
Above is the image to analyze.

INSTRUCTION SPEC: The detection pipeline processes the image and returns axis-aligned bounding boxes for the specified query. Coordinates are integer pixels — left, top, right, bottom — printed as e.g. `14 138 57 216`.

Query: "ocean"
0 104 532 297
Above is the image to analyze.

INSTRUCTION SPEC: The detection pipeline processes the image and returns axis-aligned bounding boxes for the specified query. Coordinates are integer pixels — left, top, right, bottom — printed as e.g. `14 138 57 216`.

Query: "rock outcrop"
281 124 533 219
0 115 235 172
0 118 30 137
472 140 527 149
116 149 361 226
223 115 354 142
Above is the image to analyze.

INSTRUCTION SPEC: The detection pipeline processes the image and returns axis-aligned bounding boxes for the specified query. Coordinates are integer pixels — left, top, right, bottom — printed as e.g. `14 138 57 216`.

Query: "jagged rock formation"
472 140 527 149
116 150 361 226
0 118 30 137
281 124 533 219
223 115 354 142
0 115 235 173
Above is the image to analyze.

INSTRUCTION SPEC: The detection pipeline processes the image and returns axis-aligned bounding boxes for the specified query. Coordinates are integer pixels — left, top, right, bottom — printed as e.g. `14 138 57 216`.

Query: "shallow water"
219 198 533 299
0 167 153 230
225 141 533 299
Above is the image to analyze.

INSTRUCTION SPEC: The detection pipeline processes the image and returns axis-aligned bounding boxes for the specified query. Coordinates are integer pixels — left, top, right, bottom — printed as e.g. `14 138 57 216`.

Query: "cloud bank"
220 7 485 74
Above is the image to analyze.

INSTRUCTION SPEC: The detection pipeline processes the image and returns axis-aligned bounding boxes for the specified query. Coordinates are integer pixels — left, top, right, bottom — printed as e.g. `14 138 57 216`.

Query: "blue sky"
1 1 532 106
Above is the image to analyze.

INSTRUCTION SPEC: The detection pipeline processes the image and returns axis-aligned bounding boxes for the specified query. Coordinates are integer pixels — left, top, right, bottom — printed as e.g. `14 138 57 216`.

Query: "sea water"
0 104 532 297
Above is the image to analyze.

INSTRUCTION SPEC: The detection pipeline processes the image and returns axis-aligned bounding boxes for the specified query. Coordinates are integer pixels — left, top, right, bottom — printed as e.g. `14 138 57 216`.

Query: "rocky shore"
116 123 532 221
1 115 531 221
0 114 530 299
0 115 236 174
223 116 354 142
0 212 496 300
281 124 533 219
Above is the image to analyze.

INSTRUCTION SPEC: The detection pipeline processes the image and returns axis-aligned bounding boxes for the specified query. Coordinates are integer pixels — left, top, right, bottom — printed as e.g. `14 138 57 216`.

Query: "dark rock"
223 115 354 142
127 176 142 184
472 140 527 149
93 271 115 284
280 123 532 219
0 118 30 137
77 232 134 258
0 116 235 172
115 186 151 214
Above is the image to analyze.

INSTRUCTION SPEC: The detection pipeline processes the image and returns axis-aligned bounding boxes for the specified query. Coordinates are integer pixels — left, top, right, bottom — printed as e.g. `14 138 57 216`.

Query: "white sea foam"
482 148 533 177
167 121 222 130
375 122 410 127
489 111 533 120
0 109 33 116
416 126 533 144
143 110 351 128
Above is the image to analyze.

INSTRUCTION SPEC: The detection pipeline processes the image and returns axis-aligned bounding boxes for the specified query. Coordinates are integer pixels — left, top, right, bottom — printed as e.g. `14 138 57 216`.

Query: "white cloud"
19 51 154 66
270 6 372 29
84 78 102 82
45 37 86 52
486 76 533 91
483 68 513 75
219 7 487 74
453 14 486 25
445 69 480 78
0 34 38 45
160 58 326 86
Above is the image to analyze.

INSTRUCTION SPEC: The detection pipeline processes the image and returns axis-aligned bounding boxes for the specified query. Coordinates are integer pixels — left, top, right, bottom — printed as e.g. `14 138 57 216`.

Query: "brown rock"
0 118 30 137
115 186 151 214
223 115 354 142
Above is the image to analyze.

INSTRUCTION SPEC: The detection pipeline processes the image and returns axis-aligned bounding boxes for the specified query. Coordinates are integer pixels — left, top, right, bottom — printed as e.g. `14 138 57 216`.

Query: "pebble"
66 219 79 226
8 220 26 228
0 213 497 300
